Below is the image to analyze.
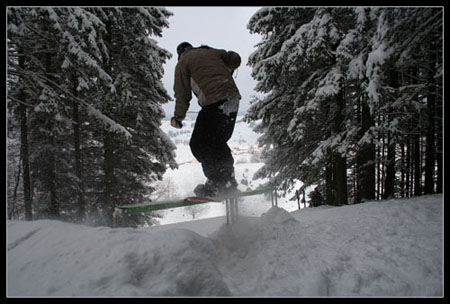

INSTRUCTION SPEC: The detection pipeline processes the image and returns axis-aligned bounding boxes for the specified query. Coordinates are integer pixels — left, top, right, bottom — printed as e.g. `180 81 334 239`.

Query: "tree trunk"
413 134 422 196
334 153 348 205
19 101 32 221
359 97 376 201
18 53 33 221
405 137 411 197
47 135 59 219
435 131 442 193
353 165 360 204
383 70 398 199
72 78 85 222
424 34 437 195
435 123 442 193
400 144 405 198
325 150 334 205
103 130 115 227
383 133 396 199
376 136 382 200
45 52 59 219
333 90 347 205
101 16 116 227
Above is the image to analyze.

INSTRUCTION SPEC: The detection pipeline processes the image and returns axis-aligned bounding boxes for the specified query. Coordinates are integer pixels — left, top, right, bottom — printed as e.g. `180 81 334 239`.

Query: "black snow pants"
190 99 237 187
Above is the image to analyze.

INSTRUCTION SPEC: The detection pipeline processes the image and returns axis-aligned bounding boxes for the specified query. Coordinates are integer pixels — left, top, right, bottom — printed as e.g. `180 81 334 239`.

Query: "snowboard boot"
194 179 240 198
193 180 218 197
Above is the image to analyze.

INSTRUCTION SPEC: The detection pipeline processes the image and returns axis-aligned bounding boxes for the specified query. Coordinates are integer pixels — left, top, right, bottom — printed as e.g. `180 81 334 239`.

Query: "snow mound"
208 207 297 253
261 206 298 225
8 220 230 296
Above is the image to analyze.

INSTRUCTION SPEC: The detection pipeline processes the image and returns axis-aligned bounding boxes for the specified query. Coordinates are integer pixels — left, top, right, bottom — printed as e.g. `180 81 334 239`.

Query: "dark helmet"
176 42 192 59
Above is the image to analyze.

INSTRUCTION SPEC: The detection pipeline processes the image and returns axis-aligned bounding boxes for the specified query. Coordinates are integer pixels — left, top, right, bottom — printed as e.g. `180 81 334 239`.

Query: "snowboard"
115 187 274 215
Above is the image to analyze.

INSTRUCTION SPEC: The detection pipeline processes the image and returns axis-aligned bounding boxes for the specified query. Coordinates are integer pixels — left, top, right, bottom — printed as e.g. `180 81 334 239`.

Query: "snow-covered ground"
8 194 443 297
7 116 443 297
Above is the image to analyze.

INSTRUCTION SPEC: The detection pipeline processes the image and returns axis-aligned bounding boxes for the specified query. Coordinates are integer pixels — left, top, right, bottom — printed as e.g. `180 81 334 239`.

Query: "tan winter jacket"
173 47 241 120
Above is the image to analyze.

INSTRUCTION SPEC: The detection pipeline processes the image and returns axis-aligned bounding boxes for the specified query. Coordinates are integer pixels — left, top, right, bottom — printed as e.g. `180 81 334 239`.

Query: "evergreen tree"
247 7 354 204
246 7 442 203
7 7 176 226
92 7 176 226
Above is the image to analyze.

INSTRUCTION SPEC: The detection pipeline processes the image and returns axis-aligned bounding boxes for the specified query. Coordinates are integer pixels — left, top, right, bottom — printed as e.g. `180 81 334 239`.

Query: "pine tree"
247 7 354 204
84 7 177 226
246 7 320 192
8 7 117 220
7 7 177 226
336 8 378 202
246 7 442 203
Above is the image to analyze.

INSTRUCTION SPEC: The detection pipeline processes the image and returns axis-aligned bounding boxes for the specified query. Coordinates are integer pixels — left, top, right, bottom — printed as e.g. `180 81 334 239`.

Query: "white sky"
155 6 263 117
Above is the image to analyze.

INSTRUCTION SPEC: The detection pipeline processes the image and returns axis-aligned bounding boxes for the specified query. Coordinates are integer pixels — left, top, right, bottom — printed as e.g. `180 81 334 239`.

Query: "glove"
170 117 183 129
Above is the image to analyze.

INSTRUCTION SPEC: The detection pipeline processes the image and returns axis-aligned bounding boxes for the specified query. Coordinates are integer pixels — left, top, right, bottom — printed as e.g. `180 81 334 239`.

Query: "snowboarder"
170 42 241 197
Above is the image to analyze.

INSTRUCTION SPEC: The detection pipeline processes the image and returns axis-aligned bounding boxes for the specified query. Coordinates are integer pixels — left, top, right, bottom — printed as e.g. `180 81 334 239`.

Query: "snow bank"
8 221 229 296
8 194 442 297
211 196 442 296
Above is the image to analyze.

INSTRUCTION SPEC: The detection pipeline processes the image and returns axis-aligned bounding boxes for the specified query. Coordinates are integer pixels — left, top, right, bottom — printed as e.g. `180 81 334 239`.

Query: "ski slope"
8 194 443 297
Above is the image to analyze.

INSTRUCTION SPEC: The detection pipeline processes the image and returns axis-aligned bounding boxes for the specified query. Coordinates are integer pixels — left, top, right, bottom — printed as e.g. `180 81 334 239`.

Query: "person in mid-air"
171 42 241 197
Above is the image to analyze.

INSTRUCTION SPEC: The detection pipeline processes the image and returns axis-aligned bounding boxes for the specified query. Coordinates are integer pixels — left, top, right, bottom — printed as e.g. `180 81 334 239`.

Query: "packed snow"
7 116 443 297
8 194 443 297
